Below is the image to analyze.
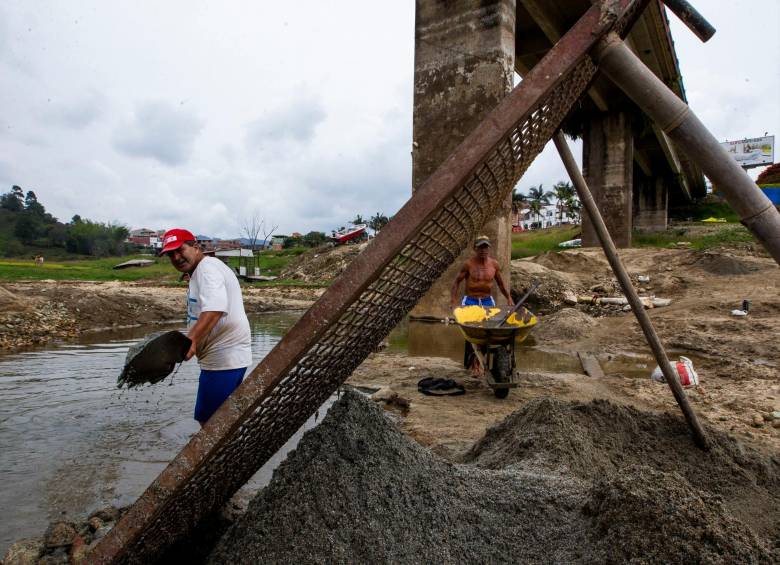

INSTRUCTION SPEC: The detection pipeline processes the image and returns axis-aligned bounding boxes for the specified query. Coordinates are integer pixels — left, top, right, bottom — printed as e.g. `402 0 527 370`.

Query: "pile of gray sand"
531 308 597 343
209 392 779 564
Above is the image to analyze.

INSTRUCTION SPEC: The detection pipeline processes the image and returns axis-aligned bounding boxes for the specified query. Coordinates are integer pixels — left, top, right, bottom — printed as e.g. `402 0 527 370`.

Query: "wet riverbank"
0 312 305 554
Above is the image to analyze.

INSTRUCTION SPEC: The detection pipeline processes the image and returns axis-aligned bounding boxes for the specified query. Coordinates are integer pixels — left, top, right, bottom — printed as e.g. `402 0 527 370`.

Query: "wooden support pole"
553 131 710 450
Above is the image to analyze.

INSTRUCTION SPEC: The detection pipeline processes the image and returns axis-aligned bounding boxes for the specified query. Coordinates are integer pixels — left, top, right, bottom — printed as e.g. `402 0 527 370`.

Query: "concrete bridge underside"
412 0 705 319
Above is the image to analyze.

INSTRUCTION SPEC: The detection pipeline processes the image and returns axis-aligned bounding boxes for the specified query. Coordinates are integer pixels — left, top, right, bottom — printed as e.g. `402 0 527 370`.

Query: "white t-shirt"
187 257 252 370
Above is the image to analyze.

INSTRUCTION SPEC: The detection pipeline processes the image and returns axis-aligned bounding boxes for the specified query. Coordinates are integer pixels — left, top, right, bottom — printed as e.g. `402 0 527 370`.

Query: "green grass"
0 255 178 282
0 247 310 283
670 198 739 223
634 225 754 250
511 225 580 259
223 247 307 277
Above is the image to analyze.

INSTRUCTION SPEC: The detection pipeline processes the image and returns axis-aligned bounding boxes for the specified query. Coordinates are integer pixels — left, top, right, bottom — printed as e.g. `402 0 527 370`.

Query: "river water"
0 312 311 554
0 313 656 553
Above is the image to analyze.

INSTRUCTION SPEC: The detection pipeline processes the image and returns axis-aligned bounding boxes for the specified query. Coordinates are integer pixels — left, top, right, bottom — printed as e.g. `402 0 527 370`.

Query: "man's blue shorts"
461 295 496 307
194 367 247 423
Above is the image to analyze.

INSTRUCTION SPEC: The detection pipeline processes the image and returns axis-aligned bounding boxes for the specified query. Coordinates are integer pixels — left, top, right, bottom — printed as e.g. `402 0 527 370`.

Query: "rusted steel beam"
661 0 716 42
554 131 710 449
593 33 780 265
87 2 651 563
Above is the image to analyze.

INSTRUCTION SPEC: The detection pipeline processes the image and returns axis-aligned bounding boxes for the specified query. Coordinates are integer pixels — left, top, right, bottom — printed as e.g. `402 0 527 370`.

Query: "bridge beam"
411 0 516 319
582 110 634 248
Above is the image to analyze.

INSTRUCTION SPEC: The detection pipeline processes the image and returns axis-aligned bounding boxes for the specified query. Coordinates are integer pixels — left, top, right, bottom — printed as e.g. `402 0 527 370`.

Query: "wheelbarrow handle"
496 280 541 326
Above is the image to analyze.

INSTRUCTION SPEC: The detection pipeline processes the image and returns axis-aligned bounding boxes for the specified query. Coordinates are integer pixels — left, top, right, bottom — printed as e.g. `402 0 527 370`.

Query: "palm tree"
564 195 582 223
368 212 389 235
528 184 551 204
512 188 528 205
551 181 575 223
511 188 528 223
352 214 365 225
528 200 543 229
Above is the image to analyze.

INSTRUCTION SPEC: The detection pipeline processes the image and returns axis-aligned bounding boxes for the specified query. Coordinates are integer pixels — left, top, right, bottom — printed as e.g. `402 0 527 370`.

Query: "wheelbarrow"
453 304 537 398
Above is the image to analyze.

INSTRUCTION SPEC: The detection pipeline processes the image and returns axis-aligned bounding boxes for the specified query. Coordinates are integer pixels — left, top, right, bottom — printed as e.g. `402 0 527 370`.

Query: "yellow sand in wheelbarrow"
453 304 538 399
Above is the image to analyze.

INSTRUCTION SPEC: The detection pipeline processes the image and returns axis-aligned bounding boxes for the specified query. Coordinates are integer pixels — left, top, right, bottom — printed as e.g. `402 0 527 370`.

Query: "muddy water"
391 320 661 378
0 312 324 554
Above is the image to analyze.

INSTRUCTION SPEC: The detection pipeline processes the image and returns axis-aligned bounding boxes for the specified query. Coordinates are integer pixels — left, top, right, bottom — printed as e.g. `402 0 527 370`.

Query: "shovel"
485 280 541 328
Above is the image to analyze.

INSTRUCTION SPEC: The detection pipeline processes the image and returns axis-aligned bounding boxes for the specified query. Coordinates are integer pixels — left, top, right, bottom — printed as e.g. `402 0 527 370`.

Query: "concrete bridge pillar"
411 0 516 320
634 173 668 232
582 111 634 248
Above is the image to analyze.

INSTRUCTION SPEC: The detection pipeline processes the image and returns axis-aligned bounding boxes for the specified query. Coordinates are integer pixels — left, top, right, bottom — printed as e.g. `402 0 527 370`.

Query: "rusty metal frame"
87 2 651 563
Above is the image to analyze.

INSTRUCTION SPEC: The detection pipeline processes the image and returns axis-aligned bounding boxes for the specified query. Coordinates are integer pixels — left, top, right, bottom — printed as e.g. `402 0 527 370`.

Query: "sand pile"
688 251 762 276
209 392 779 564
531 308 597 343
510 260 581 312
281 243 367 283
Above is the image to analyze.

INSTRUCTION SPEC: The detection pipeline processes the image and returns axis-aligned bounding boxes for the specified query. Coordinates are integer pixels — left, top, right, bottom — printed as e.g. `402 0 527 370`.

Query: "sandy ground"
3 244 779 562
0 281 323 350
2 245 778 454
349 246 780 455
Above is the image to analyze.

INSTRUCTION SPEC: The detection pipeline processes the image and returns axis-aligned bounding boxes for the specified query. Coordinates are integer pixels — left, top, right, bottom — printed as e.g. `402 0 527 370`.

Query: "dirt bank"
209 391 778 564
0 281 322 351
281 242 367 283
505 246 780 452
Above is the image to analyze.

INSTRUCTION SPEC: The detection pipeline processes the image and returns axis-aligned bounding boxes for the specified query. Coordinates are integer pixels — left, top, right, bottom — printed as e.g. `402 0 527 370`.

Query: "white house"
515 204 577 231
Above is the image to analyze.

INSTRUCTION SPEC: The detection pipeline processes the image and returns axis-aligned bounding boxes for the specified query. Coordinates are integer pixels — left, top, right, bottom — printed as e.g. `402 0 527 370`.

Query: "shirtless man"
450 235 513 308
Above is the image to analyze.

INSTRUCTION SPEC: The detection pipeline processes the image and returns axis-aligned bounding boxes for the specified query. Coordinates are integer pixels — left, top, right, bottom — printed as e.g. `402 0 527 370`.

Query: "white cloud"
0 1 776 238
112 100 204 166
44 90 106 129
245 95 326 152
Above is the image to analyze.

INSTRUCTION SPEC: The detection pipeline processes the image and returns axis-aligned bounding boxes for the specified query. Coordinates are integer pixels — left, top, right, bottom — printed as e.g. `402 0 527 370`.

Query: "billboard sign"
721 136 774 169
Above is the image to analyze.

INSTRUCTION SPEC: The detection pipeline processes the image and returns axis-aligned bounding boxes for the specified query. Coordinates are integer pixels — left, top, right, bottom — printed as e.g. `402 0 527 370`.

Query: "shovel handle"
496 280 541 326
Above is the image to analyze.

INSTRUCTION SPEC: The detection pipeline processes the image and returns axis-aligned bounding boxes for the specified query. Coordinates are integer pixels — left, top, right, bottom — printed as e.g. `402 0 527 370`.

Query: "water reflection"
0 312 305 554
397 320 656 378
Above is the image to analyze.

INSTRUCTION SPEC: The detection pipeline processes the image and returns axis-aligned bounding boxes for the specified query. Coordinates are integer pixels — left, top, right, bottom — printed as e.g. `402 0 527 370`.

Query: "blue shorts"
461 295 496 307
194 367 247 423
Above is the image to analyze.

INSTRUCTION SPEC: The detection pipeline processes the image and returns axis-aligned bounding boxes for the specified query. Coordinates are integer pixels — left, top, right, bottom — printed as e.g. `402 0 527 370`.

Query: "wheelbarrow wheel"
491 346 511 399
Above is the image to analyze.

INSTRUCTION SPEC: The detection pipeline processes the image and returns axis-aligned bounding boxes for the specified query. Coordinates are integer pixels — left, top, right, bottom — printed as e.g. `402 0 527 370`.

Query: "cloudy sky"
1 1 777 238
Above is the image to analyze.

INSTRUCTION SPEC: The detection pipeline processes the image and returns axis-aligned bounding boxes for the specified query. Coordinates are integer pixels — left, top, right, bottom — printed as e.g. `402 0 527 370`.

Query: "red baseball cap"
159 228 196 255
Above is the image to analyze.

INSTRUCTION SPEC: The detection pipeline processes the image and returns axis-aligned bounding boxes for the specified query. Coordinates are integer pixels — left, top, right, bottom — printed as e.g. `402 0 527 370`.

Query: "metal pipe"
594 33 780 266
660 0 716 42
553 131 710 450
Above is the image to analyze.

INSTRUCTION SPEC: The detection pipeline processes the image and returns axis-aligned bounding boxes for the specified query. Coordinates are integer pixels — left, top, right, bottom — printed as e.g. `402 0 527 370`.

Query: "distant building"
271 235 288 251
127 228 162 249
514 204 577 231
216 239 242 251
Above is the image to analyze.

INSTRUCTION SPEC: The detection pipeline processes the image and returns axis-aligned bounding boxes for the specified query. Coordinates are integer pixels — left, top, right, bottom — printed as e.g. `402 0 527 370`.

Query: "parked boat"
331 224 367 245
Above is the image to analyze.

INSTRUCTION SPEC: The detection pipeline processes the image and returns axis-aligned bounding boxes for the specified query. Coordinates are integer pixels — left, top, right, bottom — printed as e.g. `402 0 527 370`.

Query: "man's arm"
450 264 469 307
493 261 514 306
186 310 224 360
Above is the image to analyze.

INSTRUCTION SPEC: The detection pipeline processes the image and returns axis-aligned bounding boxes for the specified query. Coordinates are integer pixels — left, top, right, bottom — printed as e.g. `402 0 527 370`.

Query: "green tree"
528 184 552 206
551 181 575 223
14 212 43 243
564 196 582 223
528 200 543 228
302 231 327 247
351 214 365 225
511 188 528 217
66 219 129 256
368 212 389 235
1 186 24 212
47 222 69 248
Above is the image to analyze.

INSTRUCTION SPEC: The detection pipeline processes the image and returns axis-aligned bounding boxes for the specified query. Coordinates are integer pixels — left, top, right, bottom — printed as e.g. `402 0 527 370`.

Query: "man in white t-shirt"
160 228 252 425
